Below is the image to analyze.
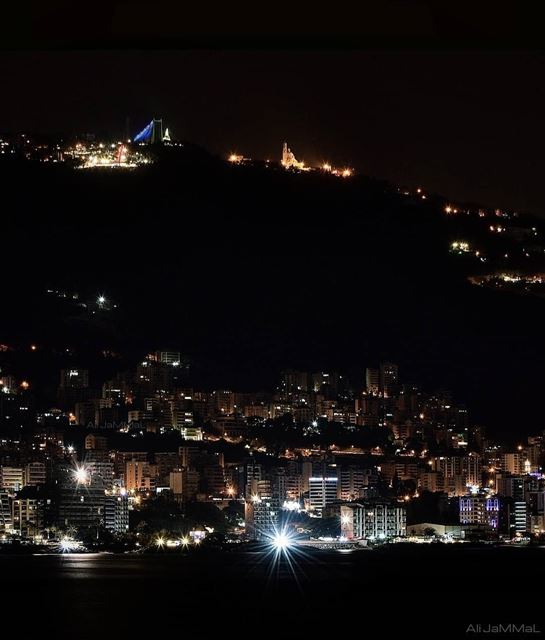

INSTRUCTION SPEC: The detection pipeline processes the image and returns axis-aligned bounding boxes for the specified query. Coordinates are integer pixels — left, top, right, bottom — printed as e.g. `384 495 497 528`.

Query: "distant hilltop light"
225 142 355 177
450 240 471 254
95 294 117 311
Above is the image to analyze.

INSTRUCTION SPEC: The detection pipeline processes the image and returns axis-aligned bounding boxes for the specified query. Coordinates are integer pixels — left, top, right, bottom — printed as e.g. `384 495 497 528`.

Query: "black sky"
3 48 545 216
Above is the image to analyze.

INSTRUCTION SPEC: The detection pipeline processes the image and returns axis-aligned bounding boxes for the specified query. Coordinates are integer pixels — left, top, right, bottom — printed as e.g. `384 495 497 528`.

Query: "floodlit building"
459 496 500 530
281 142 306 170
341 500 406 540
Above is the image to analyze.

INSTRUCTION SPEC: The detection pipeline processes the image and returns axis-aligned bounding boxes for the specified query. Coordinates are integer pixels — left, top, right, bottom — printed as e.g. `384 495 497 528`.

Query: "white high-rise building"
341 500 406 540
309 476 338 514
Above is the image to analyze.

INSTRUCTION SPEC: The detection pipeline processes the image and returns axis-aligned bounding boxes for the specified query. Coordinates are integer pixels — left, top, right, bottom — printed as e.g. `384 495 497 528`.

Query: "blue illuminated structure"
133 119 164 144
134 120 154 143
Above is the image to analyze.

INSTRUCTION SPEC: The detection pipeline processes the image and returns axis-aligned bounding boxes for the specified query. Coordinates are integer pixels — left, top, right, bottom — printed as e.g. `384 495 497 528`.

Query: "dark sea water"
2 546 544 639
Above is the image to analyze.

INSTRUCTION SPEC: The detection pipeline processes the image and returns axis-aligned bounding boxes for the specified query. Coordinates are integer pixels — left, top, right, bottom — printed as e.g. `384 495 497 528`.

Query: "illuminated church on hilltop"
281 142 307 170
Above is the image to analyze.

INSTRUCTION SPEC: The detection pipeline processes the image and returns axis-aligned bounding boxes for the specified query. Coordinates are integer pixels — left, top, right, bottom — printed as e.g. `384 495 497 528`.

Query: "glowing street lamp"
155 536 165 549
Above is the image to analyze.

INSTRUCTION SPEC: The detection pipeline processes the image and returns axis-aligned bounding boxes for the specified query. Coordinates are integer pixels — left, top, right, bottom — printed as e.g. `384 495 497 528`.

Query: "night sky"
3 45 545 215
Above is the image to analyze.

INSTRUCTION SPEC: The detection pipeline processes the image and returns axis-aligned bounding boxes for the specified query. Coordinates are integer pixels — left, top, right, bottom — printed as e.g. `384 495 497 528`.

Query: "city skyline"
5 7 545 635
1 349 542 541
